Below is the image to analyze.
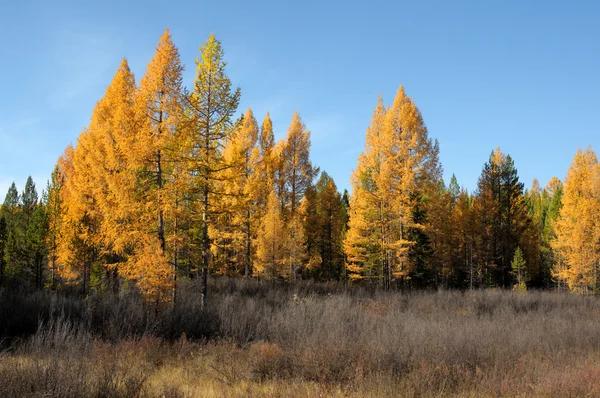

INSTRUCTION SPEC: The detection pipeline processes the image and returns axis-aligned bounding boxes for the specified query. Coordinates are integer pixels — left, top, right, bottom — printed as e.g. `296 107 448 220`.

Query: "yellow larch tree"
218 108 260 276
255 188 287 279
55 145 85 285
552 148 600 293
185 34 241 299
91 58 137 263
344 96 386 283
127 28 186 302
256 113 277 217
279 112 318 281
426 180 455 287
57 130 104 294
273 139 287 212
56 59 137 294
344 86 441 289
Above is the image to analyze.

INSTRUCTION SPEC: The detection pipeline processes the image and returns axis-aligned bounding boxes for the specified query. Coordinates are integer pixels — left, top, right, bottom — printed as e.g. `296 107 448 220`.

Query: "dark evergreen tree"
408 195 434 288
2 182 20 278
303 184 320 278
315 173 344 280
448 174 460 201
474 149 532 288
21 176 38 222
303 172 345 281
498 155 531 287
475 151 502 287
18 177 43 286
525 177 563 287
2 182 19 211
0 216 7 286
28 204 48 289
340 189 350 282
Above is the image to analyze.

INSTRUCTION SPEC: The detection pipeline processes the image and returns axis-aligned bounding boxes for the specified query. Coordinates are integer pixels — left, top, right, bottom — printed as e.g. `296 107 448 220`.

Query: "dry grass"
2 280 600 396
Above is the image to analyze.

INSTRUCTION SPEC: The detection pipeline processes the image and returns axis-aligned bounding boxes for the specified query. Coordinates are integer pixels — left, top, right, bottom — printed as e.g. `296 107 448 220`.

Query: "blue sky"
0 0 598 198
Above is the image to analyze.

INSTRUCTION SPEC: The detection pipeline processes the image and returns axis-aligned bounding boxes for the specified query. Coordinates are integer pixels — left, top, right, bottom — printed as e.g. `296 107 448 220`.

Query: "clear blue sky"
0 0 598 198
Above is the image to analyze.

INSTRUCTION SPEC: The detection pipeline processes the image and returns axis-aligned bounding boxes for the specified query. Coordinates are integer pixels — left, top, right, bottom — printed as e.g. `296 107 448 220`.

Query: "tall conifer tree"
279 112 318 280
345 87 441 289
129 29 185 302
552 148 600 293
186 34 241 299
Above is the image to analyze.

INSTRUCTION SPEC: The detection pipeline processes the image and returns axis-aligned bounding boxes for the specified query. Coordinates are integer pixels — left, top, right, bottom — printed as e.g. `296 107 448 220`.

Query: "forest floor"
2 280 600 397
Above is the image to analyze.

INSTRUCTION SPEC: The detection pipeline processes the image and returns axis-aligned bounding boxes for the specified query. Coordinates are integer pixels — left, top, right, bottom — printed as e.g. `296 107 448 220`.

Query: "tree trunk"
157 149 166 253
201 192 209 305
245 210 251 277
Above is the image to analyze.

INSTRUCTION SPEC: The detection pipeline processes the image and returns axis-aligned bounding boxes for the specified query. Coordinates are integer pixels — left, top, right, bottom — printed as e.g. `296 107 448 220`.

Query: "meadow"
2 279 600 397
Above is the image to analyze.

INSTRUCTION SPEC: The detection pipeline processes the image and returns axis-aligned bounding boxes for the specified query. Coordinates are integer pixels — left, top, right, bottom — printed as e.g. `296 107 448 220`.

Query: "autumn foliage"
1 28 598 300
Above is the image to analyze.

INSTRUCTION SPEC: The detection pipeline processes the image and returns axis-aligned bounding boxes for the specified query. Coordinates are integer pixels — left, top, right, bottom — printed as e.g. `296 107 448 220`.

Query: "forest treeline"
0 29 598 302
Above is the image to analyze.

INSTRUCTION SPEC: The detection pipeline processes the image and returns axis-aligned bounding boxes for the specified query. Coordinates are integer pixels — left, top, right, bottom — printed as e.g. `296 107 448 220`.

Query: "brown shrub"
3 282 600 395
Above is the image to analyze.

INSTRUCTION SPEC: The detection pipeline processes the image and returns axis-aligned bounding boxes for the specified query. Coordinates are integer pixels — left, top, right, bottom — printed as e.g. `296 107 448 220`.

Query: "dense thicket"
0 29 597 299
3 283 600 396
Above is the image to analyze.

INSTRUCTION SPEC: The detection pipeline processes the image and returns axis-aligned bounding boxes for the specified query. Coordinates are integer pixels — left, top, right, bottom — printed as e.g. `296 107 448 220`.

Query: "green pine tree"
448 174 460 201
27 204 48 289
511 247 529 292
2 183 20 279
0 216 7 286
20 177 44 287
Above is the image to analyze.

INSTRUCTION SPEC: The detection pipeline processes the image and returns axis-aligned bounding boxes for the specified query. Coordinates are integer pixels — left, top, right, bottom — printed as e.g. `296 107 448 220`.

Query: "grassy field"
2 279 600 397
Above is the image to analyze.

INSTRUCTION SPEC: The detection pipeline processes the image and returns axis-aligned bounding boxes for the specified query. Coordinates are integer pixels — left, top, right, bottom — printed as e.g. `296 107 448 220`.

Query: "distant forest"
0 29 597 302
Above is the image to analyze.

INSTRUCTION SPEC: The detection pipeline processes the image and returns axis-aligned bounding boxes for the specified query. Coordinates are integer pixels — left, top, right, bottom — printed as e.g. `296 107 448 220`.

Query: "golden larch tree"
92 58 137 257
279 112 318 280
256 113 277 216
128 28 186 302
185 34 241 299
552 148 600 293
219 108 260 276
344 86 441 289
255 188 287 279
55 145 84 285
57 133 102 294
57 59 137 294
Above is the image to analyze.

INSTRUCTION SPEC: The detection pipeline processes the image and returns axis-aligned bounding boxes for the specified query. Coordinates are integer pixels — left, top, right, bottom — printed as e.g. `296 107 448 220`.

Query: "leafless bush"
3 281 600 395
